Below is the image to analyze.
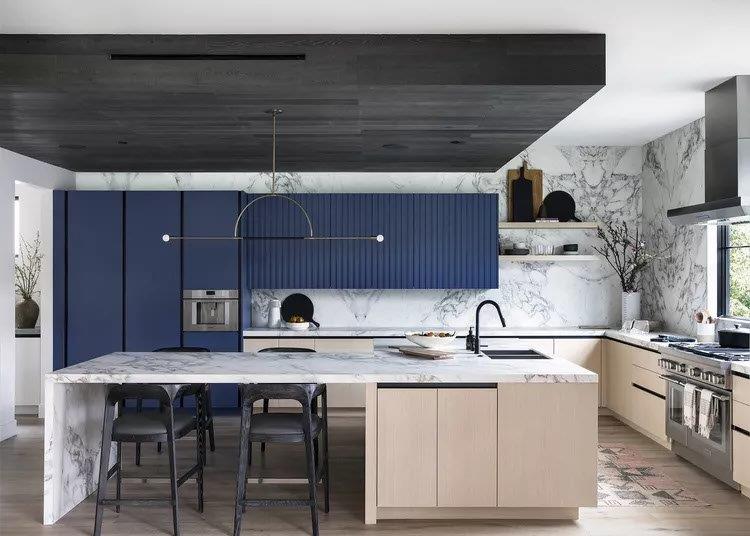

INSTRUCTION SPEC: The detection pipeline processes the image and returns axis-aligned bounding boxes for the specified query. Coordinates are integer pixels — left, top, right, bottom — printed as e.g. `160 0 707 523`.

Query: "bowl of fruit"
405 330 457 349
285 314 310 331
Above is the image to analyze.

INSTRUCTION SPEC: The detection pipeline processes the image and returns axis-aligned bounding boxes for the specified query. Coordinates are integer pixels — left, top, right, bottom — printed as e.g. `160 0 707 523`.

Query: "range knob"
716 375 725 385
702 371 714 383
679 363 687 373
691 367 703 378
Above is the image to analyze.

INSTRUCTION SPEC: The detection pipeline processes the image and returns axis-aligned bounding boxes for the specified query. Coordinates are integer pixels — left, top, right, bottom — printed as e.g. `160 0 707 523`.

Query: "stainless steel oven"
182 289 238 332
662 373 735 487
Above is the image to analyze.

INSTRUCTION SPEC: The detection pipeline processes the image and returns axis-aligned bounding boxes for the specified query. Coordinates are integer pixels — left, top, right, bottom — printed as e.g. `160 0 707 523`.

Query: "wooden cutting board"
507 161 543 220
397 346 455 360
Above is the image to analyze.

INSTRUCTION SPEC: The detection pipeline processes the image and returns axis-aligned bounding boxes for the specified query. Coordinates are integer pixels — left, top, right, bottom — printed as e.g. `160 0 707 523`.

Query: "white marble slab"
47 349 598 385
732 362 750 376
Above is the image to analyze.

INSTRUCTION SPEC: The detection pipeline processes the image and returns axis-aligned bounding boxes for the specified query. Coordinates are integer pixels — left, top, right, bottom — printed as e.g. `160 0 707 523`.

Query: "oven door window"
667 380 685 426
690 393 730 455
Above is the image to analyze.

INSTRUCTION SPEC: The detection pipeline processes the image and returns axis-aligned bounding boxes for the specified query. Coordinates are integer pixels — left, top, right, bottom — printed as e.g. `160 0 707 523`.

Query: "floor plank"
1 413 749 535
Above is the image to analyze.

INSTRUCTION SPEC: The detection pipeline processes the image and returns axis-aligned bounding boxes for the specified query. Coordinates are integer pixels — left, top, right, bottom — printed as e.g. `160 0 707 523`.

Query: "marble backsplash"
641 118 709 334
77 144 643 328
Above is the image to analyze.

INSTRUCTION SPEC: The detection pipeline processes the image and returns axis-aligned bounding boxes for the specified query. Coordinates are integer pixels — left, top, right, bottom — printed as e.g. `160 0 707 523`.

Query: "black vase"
15 298 39 329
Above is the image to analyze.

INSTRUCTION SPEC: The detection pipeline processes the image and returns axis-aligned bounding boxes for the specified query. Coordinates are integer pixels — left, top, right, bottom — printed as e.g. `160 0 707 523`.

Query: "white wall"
0 148 74 441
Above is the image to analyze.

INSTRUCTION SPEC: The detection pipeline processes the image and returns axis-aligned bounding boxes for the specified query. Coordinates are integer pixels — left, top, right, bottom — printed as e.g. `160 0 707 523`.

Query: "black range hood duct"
667 76 750 226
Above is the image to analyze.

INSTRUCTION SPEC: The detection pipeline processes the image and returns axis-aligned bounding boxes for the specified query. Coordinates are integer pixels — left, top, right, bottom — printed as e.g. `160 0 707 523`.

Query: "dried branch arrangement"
592 222 663 293
15 232 43 300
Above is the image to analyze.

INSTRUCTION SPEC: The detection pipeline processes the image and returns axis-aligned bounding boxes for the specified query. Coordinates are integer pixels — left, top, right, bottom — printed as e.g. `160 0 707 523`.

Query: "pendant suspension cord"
270 108 279 195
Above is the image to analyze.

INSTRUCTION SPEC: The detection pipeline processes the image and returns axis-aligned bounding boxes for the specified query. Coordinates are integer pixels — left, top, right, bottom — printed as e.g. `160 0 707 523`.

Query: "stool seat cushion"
113 412 195 440
250 412 322 437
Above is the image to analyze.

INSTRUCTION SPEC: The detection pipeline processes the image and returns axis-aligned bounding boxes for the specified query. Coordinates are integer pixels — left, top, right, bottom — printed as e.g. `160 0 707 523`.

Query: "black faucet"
474 300 506 354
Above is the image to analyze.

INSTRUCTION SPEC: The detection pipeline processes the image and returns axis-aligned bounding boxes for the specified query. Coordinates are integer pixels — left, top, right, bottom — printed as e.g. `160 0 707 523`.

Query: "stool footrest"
243 499 315 508
100 498 174 506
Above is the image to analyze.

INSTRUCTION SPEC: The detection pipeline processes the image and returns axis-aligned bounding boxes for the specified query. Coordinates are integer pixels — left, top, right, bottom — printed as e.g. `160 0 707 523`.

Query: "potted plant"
15 232 43 329
592 222 660 323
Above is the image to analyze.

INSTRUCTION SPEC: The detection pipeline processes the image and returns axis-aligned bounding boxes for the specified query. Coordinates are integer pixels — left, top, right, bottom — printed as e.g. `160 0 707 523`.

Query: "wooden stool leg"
115 442 122 513
233 391 252 536
261 398 269 452
322 390 330 513
93 401 115 536
303 405 320 536
165 412 180 536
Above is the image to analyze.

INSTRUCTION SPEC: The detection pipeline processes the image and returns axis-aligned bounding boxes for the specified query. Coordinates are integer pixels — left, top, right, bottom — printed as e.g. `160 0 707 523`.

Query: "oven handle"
659 375 731 402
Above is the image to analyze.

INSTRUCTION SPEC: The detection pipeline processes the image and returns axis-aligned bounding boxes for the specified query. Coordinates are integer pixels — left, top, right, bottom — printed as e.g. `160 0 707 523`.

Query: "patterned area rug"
598 444 710 507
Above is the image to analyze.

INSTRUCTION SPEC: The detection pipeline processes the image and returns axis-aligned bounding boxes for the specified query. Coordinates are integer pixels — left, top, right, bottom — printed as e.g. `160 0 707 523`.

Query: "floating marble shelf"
498 221 599 229
499 255 599 262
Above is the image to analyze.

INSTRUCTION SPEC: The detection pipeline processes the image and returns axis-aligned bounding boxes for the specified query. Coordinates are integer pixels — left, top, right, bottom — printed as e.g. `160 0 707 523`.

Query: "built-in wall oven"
659 343 746 488
182 289 238 332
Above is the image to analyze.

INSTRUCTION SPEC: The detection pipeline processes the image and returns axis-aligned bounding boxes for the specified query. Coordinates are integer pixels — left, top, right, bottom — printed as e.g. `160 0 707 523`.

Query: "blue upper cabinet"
183 191 241 290
125 192 182 351
246 193 498 289
66 191 124 366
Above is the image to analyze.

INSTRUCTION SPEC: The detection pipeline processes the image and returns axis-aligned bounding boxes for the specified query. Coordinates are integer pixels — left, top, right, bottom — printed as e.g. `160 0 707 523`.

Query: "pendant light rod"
163 107 384 244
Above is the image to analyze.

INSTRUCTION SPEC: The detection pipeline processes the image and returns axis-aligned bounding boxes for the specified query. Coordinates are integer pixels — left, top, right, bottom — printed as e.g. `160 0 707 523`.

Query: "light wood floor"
2 413 750 535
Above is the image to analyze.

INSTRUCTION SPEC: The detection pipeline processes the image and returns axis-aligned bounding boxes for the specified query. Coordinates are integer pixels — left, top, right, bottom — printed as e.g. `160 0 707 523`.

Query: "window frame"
717 224 750 319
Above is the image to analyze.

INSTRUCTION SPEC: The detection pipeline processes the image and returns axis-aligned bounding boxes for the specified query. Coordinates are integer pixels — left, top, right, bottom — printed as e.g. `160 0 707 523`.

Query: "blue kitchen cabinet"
183 191 242 408
52 191 67 370
125 191 182 351
246 193 498 289
65 191 124 366
182 191 241 290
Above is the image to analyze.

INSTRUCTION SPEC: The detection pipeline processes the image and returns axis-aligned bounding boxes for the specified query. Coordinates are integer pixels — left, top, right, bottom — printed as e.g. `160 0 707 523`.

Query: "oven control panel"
657 358 726 386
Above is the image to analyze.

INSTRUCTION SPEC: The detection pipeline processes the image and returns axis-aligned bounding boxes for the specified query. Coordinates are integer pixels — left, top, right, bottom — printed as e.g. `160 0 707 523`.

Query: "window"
14 195 20 256
718 223 750 318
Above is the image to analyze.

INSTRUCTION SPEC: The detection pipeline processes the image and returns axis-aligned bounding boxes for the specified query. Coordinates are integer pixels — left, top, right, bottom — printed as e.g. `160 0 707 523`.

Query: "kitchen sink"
482 349 550 359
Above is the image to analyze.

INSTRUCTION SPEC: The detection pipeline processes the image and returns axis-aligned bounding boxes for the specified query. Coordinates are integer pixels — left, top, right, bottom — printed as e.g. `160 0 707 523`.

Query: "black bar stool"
93 383 205 536
233 383 330 536
257 346 316 452
130 347 215 465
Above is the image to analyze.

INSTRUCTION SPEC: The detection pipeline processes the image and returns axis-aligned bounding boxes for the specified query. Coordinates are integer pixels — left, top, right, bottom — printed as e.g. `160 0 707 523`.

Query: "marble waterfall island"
44 350 598 525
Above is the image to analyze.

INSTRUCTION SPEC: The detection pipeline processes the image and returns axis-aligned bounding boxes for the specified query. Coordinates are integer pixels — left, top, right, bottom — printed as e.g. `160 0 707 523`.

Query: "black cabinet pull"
733 425 750 437
632 382 666 400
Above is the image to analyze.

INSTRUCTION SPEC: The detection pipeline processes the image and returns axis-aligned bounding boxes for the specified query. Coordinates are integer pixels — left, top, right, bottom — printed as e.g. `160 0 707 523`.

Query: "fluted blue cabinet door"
52 191 66 370
125 192 182 351
66 191 124 366
247 193 498 289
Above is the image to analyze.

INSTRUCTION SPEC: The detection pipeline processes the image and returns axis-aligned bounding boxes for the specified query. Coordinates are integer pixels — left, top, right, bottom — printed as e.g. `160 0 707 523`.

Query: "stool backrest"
154 346 210 352
259 347 316 353
241 383 323 406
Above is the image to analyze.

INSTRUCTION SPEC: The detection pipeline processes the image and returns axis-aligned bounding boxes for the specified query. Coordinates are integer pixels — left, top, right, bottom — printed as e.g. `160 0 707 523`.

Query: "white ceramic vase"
621 291 641 323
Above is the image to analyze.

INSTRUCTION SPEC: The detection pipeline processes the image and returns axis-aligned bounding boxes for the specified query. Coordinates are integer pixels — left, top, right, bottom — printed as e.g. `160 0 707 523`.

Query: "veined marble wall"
77 144 643 328
641 118 709 334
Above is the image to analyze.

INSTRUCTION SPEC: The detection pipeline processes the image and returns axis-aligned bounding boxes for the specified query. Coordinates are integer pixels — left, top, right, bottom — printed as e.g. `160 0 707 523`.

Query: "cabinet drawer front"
314 338 374 352
437 389 497 507
377 389 437 507
243 338 278 352
630 379 667 442
733 429 750 487
734 374 750 407
631 365 666 397
733 400 750 432
629 346 661 374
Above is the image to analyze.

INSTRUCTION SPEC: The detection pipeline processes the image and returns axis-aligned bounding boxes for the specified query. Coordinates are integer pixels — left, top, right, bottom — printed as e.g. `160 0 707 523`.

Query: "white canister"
267 299 282 328
695 322 715 343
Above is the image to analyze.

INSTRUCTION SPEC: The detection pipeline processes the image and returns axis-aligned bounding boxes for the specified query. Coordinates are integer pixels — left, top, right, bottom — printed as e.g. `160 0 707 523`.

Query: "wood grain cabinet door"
437 388 498 507
497 383 598 507
377 388 437 507
553 338 602 405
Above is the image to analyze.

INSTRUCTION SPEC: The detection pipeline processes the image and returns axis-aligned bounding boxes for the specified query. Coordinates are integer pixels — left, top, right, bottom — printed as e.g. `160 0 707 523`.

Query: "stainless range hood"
667 76 750 226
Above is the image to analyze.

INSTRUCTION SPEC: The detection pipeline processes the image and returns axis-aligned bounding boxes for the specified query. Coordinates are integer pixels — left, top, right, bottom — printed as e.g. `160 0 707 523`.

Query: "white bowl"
405 331 457 349
285 321 310 331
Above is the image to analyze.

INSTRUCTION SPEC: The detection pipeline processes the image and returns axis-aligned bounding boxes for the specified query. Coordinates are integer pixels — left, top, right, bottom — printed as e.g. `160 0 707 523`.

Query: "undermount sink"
482 349 550 360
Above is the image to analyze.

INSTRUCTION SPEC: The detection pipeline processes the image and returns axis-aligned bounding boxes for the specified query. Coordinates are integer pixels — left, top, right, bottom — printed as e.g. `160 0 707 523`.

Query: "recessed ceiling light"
117 140 128 145
58 144 86 150
450 140 465 145
382 143 408 150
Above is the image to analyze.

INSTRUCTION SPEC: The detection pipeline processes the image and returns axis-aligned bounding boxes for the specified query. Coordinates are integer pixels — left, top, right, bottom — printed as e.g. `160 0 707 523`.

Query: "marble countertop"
732 362 750 376
46 349 597 385
243 326 610 338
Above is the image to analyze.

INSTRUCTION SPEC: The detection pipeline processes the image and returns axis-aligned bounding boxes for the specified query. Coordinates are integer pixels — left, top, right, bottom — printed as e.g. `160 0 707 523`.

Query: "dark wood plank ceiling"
0 34 605 172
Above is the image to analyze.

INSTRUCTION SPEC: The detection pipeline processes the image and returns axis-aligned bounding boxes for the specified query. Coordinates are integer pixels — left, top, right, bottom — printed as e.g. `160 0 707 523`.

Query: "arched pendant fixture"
163 109 384 243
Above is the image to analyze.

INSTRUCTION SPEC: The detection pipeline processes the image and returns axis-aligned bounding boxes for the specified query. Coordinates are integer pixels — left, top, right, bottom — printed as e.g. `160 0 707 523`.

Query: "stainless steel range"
658 343 750 487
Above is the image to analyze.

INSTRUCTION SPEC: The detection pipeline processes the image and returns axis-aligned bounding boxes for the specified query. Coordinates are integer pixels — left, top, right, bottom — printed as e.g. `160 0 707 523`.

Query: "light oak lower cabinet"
497 383 598 507
553 338 602 405
376 388 438 507
603 339 634 420
629 365 667 442
437 388 497 507
733 398 750 491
